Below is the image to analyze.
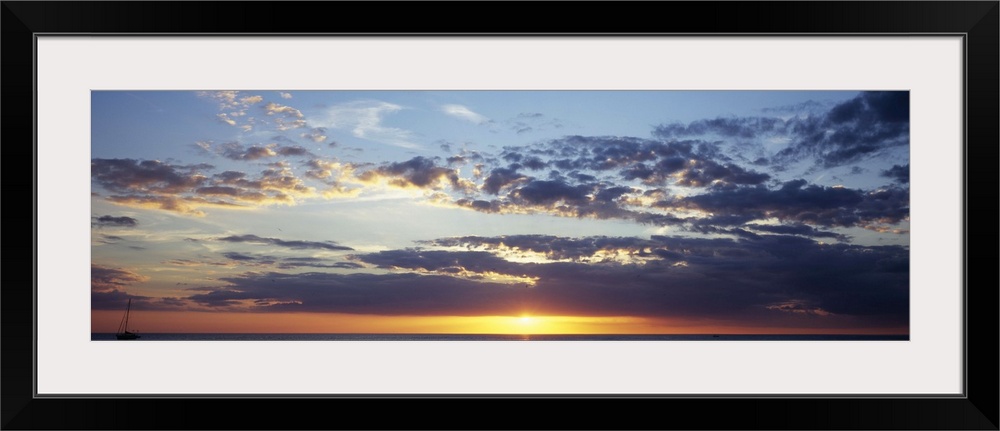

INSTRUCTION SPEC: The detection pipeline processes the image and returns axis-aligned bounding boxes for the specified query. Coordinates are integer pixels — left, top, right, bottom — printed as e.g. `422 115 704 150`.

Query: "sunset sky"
91 90 910 335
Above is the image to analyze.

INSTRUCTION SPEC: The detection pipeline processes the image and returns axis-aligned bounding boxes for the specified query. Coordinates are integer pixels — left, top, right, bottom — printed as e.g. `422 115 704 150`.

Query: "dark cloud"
761 99 833 115
92 158 209 194
277 258 365 270
173 234 907 328
593 186 638 202
670 160 770 187
646 91 908 169
654 117 788 140
222 251 260 261
92 288 190 312
453 198 504 213
673 179 908 228
451 178 687 228
525 136 768 188
276 145 311 157
93 158 320 215
221 144 275 160
219 143 312 160
186 271 528 314
216 234 353 251
437 134 903 235
775 91 909 167
881 164 909 184
91 264 148 293
92 215 138 228
482 167 529 195
358 156 468 191
513 180 590 205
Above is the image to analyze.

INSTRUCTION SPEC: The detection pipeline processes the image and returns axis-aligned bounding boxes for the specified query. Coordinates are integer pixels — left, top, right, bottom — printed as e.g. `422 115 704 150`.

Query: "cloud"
277 145 311 157
765 299 833 316
761 99 834 116
222 251 262 262
442 104 491 124
279 92 293 99
671 179 909 228
300 127 328 143
213 141 315 161
357 156 474 192
216 113 237 126
743 223 845 239
92 158 210 194
262 102 307 131
92 215 138 228
303 158 354 183
91 264 148 293
447 184 680 228
423 234 661 263
104 195 209 216
93 158 326 215
881 164 909 184
216 234 354 251
648 91 909 170
198 91 265 131
775 91 909 167
513 180 590 205
198 91 264 112
277 258 364 270
482 167 529 195
654 117 788 140
264 102 303 117
323 101 418 149
185 271 528 313
504 112 563 134
384 130 905 237
520 136 769 188
171 234 907 327
220 143 277 160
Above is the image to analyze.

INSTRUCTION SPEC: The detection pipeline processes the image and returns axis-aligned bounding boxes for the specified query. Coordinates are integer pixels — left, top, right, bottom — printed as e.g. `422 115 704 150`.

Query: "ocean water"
92 333 908 341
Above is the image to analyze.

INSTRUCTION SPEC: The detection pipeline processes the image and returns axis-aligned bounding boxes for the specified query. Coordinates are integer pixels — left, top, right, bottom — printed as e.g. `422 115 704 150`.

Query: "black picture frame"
3 2 997 429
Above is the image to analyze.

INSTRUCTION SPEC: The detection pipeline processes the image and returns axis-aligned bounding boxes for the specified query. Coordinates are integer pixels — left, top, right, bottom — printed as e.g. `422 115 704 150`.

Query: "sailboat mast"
118 298 131 334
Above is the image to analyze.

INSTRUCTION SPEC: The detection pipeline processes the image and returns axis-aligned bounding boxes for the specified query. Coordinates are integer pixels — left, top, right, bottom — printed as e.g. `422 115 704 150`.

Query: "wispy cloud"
322 101 418 149
441 104 490 125
216 234 354 251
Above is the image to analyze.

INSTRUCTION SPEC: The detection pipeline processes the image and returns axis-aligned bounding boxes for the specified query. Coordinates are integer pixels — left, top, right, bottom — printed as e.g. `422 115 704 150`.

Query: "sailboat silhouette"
116 298 140 340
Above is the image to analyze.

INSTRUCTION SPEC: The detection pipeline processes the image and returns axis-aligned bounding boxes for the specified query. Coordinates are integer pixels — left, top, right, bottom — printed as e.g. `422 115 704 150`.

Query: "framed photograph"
5 2 997 429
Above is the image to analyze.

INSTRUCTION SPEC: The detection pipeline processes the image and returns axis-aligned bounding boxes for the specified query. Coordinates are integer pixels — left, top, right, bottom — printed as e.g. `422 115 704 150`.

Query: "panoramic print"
91 90 909 340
